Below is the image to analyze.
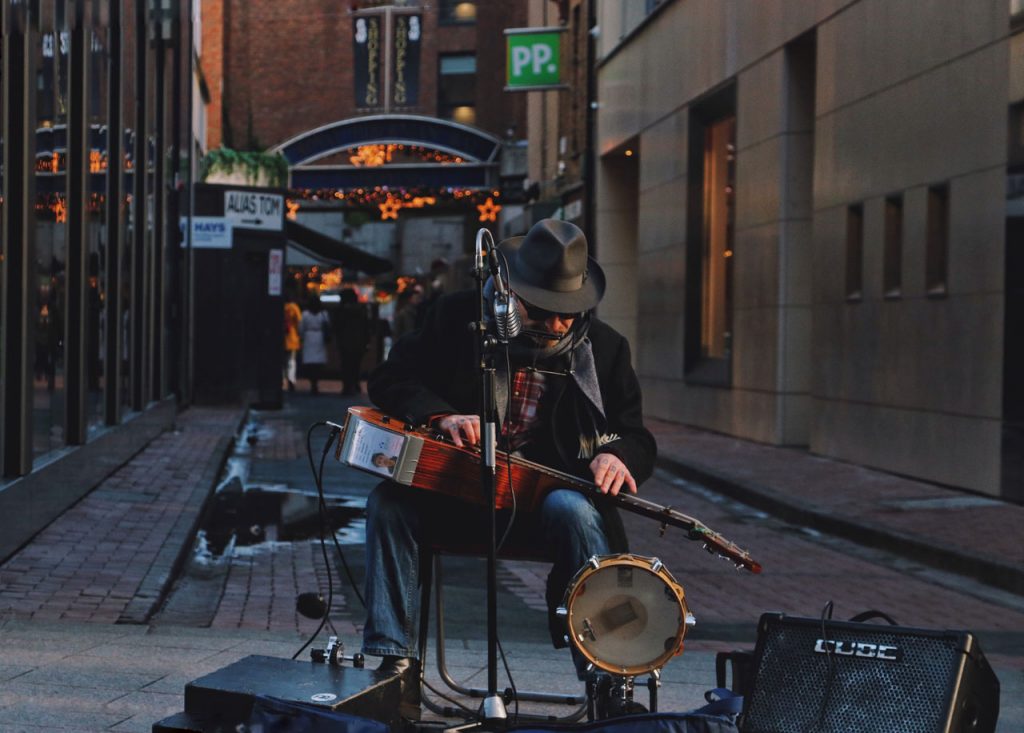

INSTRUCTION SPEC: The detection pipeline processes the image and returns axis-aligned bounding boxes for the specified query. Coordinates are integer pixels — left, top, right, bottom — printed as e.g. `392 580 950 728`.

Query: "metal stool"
415 544 587 722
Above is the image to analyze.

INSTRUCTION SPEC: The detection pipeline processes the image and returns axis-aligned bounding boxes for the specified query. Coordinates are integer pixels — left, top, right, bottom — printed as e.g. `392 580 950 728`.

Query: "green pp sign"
505 28 564 91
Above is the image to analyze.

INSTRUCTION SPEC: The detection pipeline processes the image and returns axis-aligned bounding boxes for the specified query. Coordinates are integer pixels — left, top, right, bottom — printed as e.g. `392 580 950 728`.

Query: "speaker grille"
742 618 964 733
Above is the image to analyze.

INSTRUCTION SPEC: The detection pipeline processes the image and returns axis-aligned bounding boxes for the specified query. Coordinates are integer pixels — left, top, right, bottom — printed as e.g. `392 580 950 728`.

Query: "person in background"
334 289 371 396
283 291 302 393
391 283 424 342
299 296 330 394
416 257 450 329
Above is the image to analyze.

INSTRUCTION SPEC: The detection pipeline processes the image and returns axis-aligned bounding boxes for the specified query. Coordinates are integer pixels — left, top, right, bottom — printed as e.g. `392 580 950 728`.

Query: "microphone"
489 247 521 342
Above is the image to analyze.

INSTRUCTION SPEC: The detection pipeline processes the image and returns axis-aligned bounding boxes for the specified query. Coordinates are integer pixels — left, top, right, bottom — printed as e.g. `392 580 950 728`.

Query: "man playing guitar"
362 219 657 719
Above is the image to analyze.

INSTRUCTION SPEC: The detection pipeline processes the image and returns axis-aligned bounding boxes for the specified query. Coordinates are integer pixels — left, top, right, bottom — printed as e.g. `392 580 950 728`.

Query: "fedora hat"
498 219 605 313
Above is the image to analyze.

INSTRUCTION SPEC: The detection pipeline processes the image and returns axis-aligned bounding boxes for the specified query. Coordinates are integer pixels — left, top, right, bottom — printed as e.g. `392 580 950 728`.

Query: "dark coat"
367 290 657 646
370 290 656 484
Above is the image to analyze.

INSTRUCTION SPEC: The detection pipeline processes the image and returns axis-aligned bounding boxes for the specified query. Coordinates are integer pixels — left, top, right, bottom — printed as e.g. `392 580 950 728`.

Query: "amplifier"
152 655 400 731
740 613 999 733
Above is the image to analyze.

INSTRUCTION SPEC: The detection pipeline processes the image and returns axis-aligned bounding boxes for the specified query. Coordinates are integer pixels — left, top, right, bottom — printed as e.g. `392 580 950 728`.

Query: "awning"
284 219 393 275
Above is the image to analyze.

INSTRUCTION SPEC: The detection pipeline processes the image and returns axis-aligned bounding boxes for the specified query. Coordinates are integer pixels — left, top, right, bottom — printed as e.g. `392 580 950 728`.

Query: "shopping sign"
505 27 566 91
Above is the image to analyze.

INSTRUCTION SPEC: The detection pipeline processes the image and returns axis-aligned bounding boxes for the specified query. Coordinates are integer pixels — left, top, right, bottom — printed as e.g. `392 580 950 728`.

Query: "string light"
345 143 464 167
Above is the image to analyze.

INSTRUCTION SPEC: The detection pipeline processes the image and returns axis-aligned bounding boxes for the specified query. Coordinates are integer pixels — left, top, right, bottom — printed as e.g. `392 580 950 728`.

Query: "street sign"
181 216 233 249
505 26 567 92
268 249 283 296
224 190 284 231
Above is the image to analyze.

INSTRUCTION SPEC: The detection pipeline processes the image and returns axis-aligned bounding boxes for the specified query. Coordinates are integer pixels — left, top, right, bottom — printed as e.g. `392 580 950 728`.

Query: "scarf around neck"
483 278 607 460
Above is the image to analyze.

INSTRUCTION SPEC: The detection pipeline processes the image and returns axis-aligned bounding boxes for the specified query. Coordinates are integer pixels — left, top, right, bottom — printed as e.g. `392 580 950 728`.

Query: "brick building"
199 0 531 275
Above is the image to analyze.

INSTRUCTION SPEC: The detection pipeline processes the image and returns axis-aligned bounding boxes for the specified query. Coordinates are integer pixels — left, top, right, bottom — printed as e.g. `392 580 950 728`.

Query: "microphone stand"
470 227 507 727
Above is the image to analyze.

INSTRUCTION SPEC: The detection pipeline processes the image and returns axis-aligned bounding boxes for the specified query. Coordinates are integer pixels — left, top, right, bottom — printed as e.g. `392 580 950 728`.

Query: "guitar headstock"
695 527 762 574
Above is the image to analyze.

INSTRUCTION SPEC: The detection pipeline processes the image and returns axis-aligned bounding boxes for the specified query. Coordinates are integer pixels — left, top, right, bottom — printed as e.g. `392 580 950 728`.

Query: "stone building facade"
595 0 1023 499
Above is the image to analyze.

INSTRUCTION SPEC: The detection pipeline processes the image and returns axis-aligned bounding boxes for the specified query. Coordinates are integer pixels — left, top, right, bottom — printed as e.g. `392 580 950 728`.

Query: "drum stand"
585 671 661 720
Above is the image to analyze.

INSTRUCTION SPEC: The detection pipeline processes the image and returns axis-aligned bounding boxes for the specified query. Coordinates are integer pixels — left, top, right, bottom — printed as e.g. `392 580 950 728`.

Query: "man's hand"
589 453 637 496
435 414 480 448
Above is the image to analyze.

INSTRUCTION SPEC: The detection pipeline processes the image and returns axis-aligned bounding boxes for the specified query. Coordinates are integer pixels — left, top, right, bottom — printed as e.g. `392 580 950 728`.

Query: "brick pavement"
176 395 1024 687
649 418 1024 595
1 390 1022 729
0 407 241 625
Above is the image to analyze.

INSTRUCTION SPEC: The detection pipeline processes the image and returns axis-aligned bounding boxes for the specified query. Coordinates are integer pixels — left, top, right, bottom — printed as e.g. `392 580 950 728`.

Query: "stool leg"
417 551 432 684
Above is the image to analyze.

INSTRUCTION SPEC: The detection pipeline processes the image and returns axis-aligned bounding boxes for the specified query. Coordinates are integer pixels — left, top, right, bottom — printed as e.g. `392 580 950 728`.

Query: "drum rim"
562 553 689 675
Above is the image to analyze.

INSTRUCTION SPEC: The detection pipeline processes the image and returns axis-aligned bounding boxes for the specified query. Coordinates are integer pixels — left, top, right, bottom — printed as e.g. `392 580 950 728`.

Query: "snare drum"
558 554 693 676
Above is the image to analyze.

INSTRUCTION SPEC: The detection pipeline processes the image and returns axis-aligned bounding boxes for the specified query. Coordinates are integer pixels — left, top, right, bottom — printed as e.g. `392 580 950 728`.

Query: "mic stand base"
482 694 508 723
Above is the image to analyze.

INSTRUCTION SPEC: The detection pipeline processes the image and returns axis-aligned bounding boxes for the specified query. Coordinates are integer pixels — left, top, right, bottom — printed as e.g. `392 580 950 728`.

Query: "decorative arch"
271 114 503 190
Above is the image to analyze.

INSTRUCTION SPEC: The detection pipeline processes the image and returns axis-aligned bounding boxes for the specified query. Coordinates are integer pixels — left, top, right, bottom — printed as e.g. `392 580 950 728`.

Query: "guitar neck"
499 451 762 574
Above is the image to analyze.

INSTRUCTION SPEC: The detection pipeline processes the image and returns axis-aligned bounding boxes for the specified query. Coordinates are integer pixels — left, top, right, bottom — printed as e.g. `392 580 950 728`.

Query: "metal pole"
105 0 124 425
1 0 37 475
65 0 90 445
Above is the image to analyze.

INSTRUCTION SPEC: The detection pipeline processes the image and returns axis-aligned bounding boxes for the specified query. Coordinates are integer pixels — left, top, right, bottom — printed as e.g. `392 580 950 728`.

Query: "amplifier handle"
848 609 899 625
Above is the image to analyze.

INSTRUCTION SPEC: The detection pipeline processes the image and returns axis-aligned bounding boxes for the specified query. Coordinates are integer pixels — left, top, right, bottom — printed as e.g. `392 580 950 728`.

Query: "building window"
685 85 735 384
438 53 476 125
883 195 903 298
845 204 864 301
926 183 950 296
439 0 477 24
700 116 735 359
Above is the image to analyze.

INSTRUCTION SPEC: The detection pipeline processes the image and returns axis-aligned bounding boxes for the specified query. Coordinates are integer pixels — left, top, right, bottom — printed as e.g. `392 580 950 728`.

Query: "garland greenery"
199 147 289 187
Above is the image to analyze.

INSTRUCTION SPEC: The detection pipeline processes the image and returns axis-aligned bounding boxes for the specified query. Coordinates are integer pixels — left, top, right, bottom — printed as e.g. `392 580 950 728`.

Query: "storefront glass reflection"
87 27 108 431
33 1 68 457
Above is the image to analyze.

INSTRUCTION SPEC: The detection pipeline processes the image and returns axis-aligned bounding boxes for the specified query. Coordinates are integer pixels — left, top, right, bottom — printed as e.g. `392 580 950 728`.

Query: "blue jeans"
362 482 610 661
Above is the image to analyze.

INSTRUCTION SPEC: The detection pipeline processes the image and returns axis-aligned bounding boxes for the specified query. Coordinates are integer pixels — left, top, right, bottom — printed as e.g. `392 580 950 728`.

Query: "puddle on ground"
199 478 366 557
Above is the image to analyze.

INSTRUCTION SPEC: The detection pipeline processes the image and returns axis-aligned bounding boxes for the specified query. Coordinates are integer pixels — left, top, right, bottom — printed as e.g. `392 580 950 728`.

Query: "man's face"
517 299 577 345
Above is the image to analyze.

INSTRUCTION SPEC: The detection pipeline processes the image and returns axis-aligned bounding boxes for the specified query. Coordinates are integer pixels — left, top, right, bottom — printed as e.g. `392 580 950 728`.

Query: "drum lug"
556 606 568 617
587 556 600 570
685 612 696 627
650 558 663 573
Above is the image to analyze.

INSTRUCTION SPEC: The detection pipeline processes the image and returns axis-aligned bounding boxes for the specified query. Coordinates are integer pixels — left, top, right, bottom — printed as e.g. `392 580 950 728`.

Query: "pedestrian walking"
299 297 330 394
283 292 302 393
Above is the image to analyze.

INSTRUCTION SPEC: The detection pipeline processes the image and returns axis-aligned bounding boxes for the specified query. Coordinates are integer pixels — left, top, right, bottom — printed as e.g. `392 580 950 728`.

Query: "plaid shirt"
502 368 547 451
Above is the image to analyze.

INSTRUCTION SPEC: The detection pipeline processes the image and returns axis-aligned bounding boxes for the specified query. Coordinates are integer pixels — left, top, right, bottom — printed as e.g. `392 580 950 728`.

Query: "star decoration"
379 195 401 220
477 196 501 222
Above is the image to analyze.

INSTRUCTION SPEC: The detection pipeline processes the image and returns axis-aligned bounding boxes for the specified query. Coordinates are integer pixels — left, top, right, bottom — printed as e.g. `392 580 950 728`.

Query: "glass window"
34 0 68 458
87 26 109 432
439 55 476 75
685 87 736 384
926 184 949 296
438 53 475 125
845 203 864 301
699 116 735 360
122 0 138 412
883 195 903 298
439 0 476 24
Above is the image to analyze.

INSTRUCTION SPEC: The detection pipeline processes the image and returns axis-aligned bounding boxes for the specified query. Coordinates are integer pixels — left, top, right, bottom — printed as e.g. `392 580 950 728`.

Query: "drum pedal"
310 636 365 668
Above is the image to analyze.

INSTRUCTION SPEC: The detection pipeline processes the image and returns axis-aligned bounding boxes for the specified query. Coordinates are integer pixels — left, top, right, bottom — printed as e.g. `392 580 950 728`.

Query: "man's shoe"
377 656 421 721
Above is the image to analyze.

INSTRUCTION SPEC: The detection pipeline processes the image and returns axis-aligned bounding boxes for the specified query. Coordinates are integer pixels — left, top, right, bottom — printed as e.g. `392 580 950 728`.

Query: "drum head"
564 555 688 675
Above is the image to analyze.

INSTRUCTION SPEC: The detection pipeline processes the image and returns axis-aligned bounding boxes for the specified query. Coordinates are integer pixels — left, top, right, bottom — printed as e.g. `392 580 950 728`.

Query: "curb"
118 412 244 624
657 455 1024 597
